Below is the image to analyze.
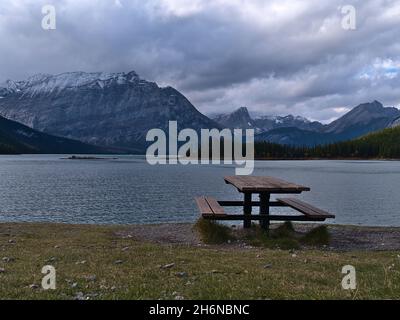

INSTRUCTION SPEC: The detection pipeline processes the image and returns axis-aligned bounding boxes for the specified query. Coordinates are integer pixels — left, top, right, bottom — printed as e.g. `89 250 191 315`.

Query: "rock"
46 257 57 263
161 263 175 269
114 260 124 265
175 296 185 300
75 260 86 265
291 254 297 258
0 268 5 273
29 284 39 290
84 275 97 282
74 292 86 300
121 247 130 252
8 239 16 244
71 282 78 288
2 257 14 263
175 272 188 278
263 264 272 269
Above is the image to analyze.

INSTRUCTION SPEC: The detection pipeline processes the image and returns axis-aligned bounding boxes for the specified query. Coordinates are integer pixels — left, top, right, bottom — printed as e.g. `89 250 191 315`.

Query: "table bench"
195 176 335 230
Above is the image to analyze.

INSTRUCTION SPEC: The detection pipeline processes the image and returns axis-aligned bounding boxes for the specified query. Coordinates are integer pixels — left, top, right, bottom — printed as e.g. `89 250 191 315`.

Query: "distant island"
62 156 118 160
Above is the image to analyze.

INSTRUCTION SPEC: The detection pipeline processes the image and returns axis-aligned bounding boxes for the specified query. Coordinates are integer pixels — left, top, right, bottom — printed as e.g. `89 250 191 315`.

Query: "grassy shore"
0 223 399 300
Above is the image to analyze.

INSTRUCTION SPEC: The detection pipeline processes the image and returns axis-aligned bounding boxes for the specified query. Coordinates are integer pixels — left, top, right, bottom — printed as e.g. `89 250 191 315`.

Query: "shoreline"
2 221 400 252
1 153 400 161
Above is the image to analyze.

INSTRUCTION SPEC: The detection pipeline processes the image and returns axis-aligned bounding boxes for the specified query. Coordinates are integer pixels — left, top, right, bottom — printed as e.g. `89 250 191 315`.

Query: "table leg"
243 193 252 229
259 193 271 231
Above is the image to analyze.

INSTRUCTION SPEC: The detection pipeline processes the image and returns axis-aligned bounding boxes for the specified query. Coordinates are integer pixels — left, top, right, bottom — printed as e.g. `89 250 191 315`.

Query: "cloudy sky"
0 0 399 122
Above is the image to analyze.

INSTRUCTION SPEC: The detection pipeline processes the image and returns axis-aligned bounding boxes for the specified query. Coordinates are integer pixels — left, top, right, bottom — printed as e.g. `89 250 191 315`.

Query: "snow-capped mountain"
212 107 324 133
0 71 142 98
212 107 259 132
214 102 400 147
0 71 220 152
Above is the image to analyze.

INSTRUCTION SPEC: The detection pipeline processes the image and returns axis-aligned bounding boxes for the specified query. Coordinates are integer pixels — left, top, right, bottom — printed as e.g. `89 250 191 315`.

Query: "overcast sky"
0 0 399 122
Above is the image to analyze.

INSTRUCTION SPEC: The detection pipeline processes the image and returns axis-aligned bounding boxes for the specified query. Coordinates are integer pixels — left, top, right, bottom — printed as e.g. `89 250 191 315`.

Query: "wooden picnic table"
195 176 335 232
224 176 311 230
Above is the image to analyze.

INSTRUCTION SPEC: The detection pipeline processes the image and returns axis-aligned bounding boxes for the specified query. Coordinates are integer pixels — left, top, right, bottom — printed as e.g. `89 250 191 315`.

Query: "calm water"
0 155 399 226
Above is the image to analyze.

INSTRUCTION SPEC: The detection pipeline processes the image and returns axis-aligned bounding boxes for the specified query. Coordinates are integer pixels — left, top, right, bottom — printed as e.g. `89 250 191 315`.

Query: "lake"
0 155 399 226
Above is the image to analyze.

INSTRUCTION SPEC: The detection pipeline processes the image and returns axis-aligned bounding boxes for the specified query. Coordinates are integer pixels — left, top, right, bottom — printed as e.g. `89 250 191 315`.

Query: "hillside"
0 71 220 152
0 115 107 154
216 102 400 147
255 126 400 159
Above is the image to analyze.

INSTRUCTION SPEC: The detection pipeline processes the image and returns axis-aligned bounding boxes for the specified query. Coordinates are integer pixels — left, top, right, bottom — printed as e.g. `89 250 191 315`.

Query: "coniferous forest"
254 126 400 160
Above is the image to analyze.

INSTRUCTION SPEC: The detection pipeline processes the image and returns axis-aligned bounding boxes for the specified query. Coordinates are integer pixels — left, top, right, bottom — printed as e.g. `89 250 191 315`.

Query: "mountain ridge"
214 102 400 146
0 71 221 152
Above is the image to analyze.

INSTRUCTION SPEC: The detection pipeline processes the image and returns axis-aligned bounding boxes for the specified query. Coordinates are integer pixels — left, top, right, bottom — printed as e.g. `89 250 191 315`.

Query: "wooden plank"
205 197 226 215
243 193 252 229
277 198 335 219
259 193 270 230
202 215 326 221
224 176 310 193
195 197 213 215
218 201 287 207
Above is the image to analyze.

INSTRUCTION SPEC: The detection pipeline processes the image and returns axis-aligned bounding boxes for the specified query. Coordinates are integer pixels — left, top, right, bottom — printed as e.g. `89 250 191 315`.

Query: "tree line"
254 127 400 159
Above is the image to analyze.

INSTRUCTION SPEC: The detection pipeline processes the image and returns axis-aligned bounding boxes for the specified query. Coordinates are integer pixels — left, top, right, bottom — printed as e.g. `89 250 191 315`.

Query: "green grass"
194 219 234 244
243 222 300 250
239 222 330 250
301 226 331 246
0 223 399 300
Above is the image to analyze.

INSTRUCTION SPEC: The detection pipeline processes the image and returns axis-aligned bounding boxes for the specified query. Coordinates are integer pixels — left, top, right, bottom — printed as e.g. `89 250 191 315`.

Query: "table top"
224 176 311 194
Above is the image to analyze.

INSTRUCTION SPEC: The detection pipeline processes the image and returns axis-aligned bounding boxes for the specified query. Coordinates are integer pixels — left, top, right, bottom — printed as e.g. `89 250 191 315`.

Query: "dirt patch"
116 223 400 252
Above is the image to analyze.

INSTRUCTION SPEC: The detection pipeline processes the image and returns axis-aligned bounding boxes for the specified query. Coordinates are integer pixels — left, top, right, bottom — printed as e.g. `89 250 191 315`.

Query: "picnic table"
196 176 335 231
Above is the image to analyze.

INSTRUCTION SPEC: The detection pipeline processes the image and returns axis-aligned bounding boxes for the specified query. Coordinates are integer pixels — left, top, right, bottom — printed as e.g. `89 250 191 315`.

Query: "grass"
301 225 331 246
194 219 234 244
0 223 399 300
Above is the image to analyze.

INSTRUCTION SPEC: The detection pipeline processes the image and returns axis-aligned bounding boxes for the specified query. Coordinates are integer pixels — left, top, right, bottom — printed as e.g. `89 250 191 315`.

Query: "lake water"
0 155 399 226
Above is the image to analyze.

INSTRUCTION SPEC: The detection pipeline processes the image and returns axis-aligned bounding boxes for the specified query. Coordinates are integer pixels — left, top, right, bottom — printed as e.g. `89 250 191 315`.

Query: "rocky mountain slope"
0 71 220 152
212 107 323 133
389 117 400 128
215 102 400 146
323 101 400 137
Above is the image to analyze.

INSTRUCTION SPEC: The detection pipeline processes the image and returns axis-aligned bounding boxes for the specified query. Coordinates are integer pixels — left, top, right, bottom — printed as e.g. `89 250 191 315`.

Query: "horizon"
0 0 399 122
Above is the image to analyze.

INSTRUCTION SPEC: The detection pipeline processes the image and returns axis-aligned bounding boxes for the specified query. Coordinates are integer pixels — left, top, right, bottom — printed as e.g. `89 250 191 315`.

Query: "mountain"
0 71 220 152
255 126 400 159
255 127 338 147
323 100 400 139
212 107 323 133
212 107 257 131
0 115 106 154
214 101 400 147
389 116 400 128
253 115 324 132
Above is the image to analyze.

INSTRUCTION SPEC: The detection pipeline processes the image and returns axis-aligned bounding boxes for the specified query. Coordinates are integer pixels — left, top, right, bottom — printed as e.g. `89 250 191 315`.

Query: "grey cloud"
0 0 399 121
